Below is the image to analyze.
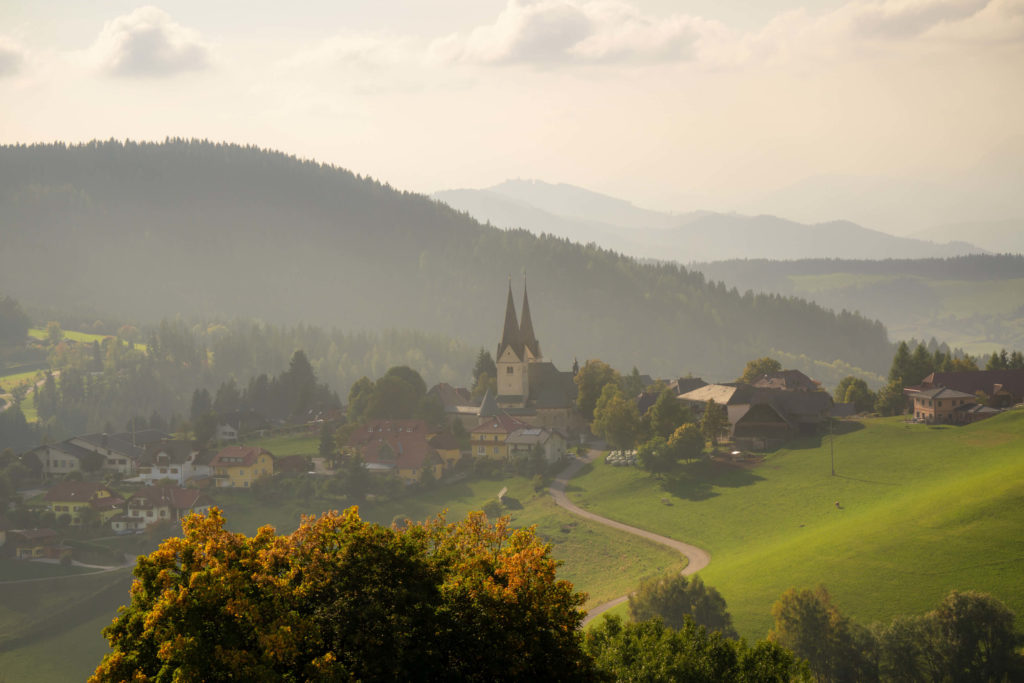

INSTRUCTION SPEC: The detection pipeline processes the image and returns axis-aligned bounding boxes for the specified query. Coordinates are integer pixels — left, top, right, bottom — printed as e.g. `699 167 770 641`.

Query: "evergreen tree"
472 348 496 387
889 341 912 383
699 399 729 448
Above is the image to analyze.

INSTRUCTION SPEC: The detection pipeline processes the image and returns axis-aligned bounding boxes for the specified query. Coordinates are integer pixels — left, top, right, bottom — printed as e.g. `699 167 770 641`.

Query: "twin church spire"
498 279 541 361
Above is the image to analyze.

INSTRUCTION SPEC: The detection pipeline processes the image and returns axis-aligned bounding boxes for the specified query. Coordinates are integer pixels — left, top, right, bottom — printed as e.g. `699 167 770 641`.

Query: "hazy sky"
1 1 1022 233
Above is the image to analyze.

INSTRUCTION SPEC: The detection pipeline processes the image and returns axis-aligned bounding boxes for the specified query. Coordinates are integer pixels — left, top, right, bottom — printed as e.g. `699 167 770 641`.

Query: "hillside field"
215 473 683 612
567 411 1024 639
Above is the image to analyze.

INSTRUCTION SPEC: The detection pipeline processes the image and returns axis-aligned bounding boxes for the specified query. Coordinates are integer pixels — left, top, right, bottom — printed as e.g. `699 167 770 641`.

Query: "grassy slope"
567 411 1024 639
216 473 683 611
0 610 115 682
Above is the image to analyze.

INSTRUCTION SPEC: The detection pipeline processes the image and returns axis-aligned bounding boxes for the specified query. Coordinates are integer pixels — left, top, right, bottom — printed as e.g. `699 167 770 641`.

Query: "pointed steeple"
478 387 499 417
498 279 522 359
519 280 541 359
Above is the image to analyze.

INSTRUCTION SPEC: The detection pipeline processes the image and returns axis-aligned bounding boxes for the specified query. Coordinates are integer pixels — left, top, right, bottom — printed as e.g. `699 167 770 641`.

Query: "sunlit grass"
244 432 319 456
28 327 147 351
567 411 1024 639
215 473 683 612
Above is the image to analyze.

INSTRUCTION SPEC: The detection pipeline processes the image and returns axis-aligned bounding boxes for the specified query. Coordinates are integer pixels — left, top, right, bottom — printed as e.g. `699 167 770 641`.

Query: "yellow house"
428 432 462 469
350 419 451 482
470 414 530 461
43 481 124 526
210 446 274 488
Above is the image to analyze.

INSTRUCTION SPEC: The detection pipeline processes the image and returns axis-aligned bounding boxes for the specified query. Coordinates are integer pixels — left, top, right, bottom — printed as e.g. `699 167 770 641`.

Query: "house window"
477 446 485 455
493 447 500 455
506 366 514 374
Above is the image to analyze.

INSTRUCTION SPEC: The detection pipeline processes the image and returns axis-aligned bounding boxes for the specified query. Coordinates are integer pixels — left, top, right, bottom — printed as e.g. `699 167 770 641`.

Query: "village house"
347 419 452 482
26 441 94 478
110 485 213 534
210 446 274 488
680 378 834 446
914 369 1024 409
751 369 820 392
5 528 71 561
470 401 531 461
427 383 478 430
67 432 147 476
43 481 124 526
506 427 567 465
911 387 983 425
134 440 215 487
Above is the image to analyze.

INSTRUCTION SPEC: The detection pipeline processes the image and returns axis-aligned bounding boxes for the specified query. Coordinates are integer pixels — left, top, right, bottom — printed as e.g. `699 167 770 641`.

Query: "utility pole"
830 418 835 476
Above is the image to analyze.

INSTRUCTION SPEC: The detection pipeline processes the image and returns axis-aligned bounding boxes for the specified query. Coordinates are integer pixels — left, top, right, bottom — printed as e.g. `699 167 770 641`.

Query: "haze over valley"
2 1 1023 680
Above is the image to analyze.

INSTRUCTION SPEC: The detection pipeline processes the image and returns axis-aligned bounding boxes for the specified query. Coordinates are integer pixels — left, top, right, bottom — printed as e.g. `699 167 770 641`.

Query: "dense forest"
0 140 892 381
0 314 473 449
692 255 1024 352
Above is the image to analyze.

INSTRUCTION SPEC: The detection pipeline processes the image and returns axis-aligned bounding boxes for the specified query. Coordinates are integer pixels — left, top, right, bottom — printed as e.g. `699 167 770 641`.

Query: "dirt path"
549 450 711 624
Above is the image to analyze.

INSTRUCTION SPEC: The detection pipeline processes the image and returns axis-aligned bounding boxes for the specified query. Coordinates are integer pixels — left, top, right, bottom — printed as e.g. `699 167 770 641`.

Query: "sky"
1 0 1022 233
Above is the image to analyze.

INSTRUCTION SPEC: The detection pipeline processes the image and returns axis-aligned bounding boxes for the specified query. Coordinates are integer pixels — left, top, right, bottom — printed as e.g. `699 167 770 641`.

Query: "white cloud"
90 6 211 77
0 37 26 78
282 32 415 71
431 0 725 65
427 0 1019 69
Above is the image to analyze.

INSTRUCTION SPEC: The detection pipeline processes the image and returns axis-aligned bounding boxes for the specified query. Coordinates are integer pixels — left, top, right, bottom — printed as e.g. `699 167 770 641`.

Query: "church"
484 281 582 435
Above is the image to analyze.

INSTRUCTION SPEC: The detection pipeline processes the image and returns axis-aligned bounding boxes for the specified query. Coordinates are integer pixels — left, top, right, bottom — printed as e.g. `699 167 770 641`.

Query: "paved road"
549 450 711 624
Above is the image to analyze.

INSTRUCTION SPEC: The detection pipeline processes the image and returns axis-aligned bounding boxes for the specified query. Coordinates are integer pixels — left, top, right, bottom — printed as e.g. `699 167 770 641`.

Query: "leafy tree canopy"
92 507 593 682
629 573 737 638
574 359 620 421
738 357 782 384
585 615 800 683
591 383 640 450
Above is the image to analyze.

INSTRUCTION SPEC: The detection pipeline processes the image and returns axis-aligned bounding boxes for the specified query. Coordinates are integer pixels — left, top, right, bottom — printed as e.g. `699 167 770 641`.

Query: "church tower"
495 280 542 401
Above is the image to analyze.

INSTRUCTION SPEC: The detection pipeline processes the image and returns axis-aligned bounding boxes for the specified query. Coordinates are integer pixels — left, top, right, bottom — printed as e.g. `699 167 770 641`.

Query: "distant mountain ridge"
0 140 893 381
433 180 984 263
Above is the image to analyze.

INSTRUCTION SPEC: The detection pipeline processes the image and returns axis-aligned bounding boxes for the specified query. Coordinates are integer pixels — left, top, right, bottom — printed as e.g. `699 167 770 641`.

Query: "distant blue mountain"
434 180 983 263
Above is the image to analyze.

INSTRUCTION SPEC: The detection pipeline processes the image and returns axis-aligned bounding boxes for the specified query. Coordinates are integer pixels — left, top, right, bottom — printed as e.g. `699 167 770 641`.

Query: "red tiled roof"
923 370 1024 399
470 414 530 435
349 419 431 447
44 481 116 503
129 485 211 511
351 420 438 472
210 446 272 468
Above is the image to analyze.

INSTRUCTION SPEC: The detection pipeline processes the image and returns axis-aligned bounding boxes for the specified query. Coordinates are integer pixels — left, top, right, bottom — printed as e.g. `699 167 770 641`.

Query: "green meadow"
244 432 320 456
217 473 683 611
567 411 1024 639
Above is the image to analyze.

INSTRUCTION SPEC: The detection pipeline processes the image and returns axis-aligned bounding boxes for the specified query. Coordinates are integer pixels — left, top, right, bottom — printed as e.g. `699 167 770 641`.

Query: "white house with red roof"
111 485 214 533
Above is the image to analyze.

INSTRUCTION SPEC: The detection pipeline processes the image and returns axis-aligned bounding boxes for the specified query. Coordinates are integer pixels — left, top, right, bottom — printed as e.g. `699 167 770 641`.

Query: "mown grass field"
244 432 320 456
567 411 1024 639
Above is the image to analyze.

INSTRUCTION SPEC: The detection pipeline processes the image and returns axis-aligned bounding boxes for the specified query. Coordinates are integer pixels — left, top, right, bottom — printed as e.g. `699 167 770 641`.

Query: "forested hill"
0 140 891 378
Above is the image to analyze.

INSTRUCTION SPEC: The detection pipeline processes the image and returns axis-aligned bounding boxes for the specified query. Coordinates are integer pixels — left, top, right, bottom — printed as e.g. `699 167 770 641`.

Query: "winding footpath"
549 450 711 624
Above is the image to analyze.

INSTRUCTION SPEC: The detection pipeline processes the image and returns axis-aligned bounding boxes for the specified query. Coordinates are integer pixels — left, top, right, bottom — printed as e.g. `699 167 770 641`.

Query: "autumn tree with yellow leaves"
91 508 594 682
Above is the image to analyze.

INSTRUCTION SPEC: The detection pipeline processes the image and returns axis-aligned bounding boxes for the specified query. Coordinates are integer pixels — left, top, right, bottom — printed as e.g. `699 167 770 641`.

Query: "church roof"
519 282 541 358
478 388 500 417
498 282 523 359
527 362 577 409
